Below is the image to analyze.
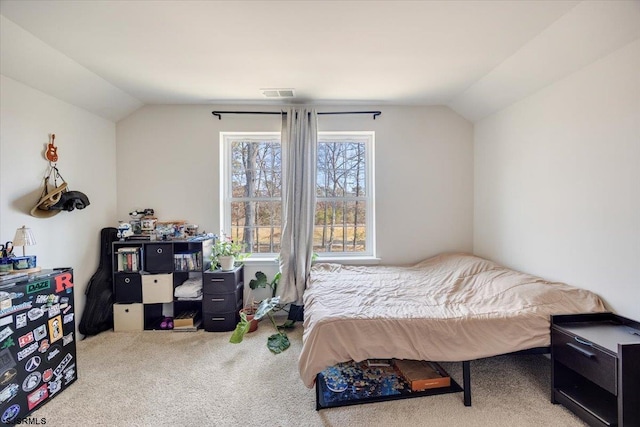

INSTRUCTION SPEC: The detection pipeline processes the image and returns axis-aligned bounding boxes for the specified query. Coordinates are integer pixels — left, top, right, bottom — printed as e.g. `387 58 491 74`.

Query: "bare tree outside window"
230 139 282 253
224 132 373 257
315 141 367 252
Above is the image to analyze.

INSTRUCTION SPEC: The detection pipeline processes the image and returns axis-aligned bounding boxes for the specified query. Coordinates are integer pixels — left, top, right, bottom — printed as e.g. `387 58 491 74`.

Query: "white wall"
0 75 118 330
474 40 640 319
116 105 474 268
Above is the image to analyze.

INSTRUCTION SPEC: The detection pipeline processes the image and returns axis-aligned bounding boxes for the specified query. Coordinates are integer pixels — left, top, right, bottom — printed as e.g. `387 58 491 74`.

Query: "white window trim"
220 131 376 260
316 131 376 259
220 132 280 260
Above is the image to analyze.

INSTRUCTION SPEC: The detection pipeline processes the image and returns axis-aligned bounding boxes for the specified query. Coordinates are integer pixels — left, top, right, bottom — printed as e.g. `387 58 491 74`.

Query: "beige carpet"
32 324 586 426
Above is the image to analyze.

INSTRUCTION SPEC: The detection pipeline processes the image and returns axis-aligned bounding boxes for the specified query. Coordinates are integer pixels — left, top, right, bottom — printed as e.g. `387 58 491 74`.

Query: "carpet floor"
32 324 587 426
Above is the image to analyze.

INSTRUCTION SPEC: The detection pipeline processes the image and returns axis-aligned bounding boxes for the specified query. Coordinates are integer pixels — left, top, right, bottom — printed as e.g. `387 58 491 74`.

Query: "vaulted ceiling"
1 1 638 122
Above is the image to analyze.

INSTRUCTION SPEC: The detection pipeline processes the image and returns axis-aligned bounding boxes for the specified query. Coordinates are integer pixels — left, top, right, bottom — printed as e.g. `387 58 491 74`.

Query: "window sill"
241 257 279 267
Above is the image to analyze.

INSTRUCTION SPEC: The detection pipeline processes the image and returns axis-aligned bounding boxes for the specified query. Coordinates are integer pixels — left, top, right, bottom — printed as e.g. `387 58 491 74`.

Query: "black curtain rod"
211 110 381 120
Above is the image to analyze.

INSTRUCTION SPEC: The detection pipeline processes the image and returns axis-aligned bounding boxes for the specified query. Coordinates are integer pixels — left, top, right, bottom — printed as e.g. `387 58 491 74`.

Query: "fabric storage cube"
114 303 144 331
114 273 142 303
142 273 173 303
144 243 173 273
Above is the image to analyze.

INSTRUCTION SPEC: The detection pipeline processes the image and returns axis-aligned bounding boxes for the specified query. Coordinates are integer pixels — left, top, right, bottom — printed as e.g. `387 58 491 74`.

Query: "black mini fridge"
0 268 77 423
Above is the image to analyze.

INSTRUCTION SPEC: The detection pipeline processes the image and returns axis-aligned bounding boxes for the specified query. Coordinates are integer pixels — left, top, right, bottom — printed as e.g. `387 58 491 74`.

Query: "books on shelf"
392 359 451 391
117 247 142 272
173 250 202 272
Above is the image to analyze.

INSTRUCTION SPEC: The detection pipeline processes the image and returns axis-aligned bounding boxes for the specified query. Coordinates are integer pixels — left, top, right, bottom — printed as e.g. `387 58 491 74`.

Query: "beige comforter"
299 253 606 388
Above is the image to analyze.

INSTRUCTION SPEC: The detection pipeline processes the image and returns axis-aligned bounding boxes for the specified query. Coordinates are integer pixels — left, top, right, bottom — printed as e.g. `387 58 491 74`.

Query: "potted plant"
239 305 259 333
236 270 281 333
210 233 249 271
230 296 290 353
230 270 292 354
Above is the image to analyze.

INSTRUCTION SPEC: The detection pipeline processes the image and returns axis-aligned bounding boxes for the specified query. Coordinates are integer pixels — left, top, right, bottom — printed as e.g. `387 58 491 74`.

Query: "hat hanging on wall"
30 133 90 218
48 190 90 212
30 176 67 218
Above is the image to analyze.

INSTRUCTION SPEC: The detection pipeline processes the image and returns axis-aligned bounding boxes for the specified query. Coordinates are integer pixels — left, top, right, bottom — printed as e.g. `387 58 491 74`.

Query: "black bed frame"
315 346 550 410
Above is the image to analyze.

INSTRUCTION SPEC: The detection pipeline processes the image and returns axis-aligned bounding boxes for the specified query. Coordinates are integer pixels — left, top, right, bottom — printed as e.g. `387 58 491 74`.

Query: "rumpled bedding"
299 253 606 388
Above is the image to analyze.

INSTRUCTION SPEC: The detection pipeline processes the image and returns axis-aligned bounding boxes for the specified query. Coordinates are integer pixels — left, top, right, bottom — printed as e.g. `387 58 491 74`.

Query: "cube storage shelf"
112 237 220 331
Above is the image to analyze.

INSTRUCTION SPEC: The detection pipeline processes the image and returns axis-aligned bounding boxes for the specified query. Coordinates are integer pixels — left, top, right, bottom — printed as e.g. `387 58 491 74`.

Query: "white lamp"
13 225 36 256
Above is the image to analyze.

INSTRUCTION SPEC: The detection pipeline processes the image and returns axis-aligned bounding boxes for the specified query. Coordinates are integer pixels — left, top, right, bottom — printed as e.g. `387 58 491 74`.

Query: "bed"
299 253 607 405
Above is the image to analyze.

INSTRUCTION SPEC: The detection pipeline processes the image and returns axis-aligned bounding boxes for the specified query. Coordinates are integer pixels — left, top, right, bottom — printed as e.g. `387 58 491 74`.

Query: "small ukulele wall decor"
45 134 58 163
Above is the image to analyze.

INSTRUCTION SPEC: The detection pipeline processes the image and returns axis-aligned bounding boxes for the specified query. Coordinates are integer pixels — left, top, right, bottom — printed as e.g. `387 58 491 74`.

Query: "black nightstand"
551 313 640 426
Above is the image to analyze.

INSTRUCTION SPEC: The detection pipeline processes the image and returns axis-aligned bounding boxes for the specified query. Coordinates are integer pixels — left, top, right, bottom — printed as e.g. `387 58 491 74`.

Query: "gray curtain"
278 107 318 305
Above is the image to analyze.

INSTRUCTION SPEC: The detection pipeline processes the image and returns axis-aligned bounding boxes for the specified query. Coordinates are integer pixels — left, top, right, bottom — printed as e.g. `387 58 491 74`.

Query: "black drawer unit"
203 308 241 332
551 313 640 427
203 267 244 293
203 282 243 313
202 266 244 332
552 328 617 394
114 272 142 303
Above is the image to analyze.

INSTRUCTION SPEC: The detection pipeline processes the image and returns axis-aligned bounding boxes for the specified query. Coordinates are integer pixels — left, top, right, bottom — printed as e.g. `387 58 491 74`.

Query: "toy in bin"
0 241 14 272
12 256 37 270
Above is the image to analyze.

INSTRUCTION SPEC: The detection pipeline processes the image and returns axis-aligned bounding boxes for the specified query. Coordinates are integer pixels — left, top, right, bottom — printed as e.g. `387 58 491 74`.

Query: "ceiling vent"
260 88 295 98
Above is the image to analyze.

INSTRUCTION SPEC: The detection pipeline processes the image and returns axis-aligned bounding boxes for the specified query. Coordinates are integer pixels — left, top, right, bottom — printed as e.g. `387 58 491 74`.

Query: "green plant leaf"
267 333 290 354
254 296 280 320
229 312 250 343
278 319 296 330
249 271 268 290
271 271 281 285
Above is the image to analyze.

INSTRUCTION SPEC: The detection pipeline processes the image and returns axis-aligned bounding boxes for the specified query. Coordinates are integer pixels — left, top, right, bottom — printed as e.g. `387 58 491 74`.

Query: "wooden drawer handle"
566 342 596 359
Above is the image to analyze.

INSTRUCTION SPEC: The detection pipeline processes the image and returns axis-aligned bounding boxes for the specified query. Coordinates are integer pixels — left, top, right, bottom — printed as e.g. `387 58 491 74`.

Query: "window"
222 133 282 255
221 131 375 258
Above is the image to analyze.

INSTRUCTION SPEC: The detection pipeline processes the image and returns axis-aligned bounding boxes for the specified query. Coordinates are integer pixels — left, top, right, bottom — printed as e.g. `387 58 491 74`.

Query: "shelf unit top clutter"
113 237 214 273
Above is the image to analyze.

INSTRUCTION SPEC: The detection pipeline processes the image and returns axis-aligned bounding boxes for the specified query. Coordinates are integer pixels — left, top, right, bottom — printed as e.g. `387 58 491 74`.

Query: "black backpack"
79 227 118 336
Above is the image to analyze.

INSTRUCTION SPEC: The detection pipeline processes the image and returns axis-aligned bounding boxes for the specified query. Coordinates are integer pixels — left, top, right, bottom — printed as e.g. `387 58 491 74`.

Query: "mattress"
299 253 606 388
